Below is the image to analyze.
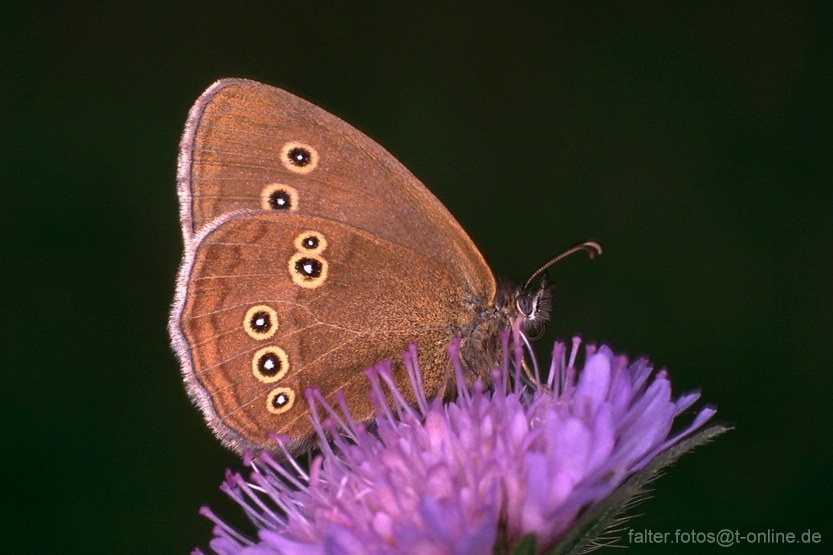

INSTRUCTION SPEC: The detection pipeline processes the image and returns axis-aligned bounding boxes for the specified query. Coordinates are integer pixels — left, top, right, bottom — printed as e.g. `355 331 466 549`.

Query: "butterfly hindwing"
171 211 474 453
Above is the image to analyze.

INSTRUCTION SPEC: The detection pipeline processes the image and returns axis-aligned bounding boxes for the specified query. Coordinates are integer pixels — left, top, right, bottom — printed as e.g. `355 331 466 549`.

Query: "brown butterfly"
169 79 599 455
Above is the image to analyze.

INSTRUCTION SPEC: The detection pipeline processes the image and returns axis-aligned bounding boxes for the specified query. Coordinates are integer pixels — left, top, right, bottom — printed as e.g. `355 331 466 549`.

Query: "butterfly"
169 79 599 455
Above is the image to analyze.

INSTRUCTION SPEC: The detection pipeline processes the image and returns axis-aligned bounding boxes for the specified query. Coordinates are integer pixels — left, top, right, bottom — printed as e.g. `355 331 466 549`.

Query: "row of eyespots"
243 306 294 415
258 142 319 212
289 231 328 289
251 234 329 411
246 142 320 416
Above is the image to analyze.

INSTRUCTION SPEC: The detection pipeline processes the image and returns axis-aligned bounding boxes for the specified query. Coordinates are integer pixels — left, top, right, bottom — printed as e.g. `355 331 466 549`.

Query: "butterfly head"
514 276 553 339
489 277 552 344
506 240 603 340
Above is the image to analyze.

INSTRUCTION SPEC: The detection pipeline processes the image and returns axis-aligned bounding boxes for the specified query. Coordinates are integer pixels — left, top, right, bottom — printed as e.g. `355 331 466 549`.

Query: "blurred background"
2 2 830 553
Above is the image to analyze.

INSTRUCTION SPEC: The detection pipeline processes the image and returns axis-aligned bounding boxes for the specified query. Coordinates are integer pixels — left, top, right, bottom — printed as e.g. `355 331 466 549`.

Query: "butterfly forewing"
178 79 495 300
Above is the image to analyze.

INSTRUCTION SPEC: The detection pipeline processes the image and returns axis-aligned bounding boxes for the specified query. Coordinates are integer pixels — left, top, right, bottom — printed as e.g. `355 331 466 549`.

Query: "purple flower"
198 335 723 554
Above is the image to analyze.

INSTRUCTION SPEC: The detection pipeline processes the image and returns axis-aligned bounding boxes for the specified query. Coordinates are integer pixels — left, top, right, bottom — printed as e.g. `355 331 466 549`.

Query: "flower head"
198 334 722 554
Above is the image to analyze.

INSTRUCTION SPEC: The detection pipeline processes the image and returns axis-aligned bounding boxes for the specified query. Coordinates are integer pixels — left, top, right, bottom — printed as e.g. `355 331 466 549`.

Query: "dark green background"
3 2 830 553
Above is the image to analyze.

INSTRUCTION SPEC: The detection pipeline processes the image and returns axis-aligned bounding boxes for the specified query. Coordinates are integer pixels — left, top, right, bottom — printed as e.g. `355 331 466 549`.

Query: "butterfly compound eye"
516 295 535 317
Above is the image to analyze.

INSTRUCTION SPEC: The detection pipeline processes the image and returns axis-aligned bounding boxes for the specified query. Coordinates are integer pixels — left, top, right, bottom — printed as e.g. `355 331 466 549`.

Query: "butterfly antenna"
524 241 603 288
